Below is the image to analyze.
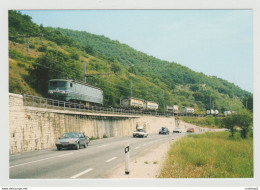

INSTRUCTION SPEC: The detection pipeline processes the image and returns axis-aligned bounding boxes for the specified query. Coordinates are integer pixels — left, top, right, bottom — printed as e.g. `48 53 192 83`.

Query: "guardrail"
23 94 176 117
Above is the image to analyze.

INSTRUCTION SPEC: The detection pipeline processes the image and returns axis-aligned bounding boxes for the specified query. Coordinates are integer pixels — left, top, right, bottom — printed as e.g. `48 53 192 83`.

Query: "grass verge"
158 131 253 178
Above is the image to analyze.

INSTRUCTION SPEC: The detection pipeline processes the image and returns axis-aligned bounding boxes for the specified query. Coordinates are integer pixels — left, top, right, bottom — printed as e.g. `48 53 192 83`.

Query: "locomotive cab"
48 79 103 105
48 79 71 101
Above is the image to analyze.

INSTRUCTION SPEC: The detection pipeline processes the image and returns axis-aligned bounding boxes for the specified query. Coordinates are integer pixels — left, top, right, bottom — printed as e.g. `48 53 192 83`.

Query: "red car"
186 128 195 133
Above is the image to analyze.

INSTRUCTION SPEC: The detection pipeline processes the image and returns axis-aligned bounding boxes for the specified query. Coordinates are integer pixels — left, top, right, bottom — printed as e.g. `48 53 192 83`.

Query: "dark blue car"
159 127 170 135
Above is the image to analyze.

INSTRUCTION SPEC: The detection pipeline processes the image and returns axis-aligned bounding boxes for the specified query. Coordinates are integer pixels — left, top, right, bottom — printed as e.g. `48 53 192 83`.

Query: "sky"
21 10 253 93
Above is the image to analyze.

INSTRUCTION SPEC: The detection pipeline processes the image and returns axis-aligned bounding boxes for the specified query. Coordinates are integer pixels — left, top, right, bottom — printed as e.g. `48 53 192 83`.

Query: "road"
9 133 186 179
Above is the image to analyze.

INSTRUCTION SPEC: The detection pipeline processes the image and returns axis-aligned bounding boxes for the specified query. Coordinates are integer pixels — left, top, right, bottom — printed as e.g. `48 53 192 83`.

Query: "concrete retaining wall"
9 93 179 154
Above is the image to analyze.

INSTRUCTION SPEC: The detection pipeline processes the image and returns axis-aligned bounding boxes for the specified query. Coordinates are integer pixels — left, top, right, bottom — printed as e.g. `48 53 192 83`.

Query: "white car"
173 128 182 133
133 129 148 138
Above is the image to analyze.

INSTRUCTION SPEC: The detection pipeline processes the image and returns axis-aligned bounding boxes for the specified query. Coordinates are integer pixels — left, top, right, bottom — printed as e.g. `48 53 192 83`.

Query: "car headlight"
56 141 61 144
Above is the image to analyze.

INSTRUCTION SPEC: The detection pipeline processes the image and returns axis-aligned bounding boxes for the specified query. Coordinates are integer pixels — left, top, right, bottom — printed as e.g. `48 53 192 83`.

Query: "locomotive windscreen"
49 81 67 87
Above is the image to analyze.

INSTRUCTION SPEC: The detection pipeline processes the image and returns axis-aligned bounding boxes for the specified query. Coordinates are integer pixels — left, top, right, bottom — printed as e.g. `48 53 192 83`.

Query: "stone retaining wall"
9 93 178 154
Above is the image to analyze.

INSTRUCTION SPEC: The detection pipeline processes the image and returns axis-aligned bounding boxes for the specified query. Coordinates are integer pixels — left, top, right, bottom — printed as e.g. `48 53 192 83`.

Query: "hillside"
8 10 251 113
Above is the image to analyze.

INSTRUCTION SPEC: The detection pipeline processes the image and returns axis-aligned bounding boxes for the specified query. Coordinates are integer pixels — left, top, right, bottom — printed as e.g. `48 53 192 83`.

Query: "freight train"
47 79 227 117
47 79 194 114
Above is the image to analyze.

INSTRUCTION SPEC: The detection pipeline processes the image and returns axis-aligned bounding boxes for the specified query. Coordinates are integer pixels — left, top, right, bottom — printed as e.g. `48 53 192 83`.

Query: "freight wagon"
224 110 236 116
144 101 159 111
48 79 103 106
181 107 195 115
121 97 144 109
166 105 179 113
206 109 215 115
206 109 219 115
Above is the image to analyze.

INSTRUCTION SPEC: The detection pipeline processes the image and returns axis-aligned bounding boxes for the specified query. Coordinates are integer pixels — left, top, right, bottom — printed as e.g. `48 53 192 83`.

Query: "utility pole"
210 95 211 111
25 37 29 56
83 62 86 82
230 98 232 113
212 102 215 116
130 79 132 98
163 90 165 113
9 34 44 56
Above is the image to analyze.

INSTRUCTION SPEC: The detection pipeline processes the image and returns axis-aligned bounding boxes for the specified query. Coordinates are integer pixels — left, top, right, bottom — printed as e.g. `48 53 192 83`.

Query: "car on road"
56 132 90 150
173 128 182 133
159 127 170 135
133 128 148 138
186 128 195 133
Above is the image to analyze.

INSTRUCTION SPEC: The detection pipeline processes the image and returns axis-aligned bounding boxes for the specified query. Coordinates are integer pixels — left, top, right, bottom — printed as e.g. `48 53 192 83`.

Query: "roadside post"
125 143 130 175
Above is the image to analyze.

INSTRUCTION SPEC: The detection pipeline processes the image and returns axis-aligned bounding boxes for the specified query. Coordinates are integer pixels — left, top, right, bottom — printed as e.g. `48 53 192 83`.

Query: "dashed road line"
134 146 140 149
10 154 21 157
105 157 118 163
70 168 94 179
96 144 109 148
10 153 74 168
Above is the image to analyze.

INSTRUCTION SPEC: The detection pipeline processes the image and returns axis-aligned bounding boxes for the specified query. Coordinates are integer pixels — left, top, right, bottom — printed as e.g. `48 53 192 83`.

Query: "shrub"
90 136 99 140
30 44 35 49
70 52 79 60
233 110 253 139
205 116 215 126
214 117 222 127
37 45 47 52
17 62 26 68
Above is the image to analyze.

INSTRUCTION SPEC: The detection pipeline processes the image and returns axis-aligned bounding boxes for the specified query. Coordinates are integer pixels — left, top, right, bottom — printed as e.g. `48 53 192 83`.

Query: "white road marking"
134 147 140 149
10 153 74 168
105 157 118 163
96 144 109 148
10 154 21 157
70 168 94 179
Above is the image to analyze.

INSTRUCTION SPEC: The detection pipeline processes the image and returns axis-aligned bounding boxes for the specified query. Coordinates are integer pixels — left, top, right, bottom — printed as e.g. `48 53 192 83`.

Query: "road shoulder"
106 136 183 178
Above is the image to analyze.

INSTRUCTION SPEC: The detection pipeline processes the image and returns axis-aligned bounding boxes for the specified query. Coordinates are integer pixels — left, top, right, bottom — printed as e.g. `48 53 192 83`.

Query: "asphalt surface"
9 133 186 179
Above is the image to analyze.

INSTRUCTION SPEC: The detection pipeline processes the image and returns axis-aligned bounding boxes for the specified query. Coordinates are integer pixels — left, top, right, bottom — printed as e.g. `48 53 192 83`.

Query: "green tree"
190 84 199 91
70 52 79 60
221 114 236 137
233 110 253 139
111 61 122 74
128 65 137 75
242 94 253 112
193 91 204 101
83 45 94 55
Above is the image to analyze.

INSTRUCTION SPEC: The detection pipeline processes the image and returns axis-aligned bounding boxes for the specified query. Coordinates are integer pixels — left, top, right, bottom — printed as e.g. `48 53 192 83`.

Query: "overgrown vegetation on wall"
180 116 223 128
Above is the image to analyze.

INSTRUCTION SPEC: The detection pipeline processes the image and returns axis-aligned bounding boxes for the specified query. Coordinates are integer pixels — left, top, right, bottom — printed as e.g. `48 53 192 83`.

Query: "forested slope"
8 10 252 113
